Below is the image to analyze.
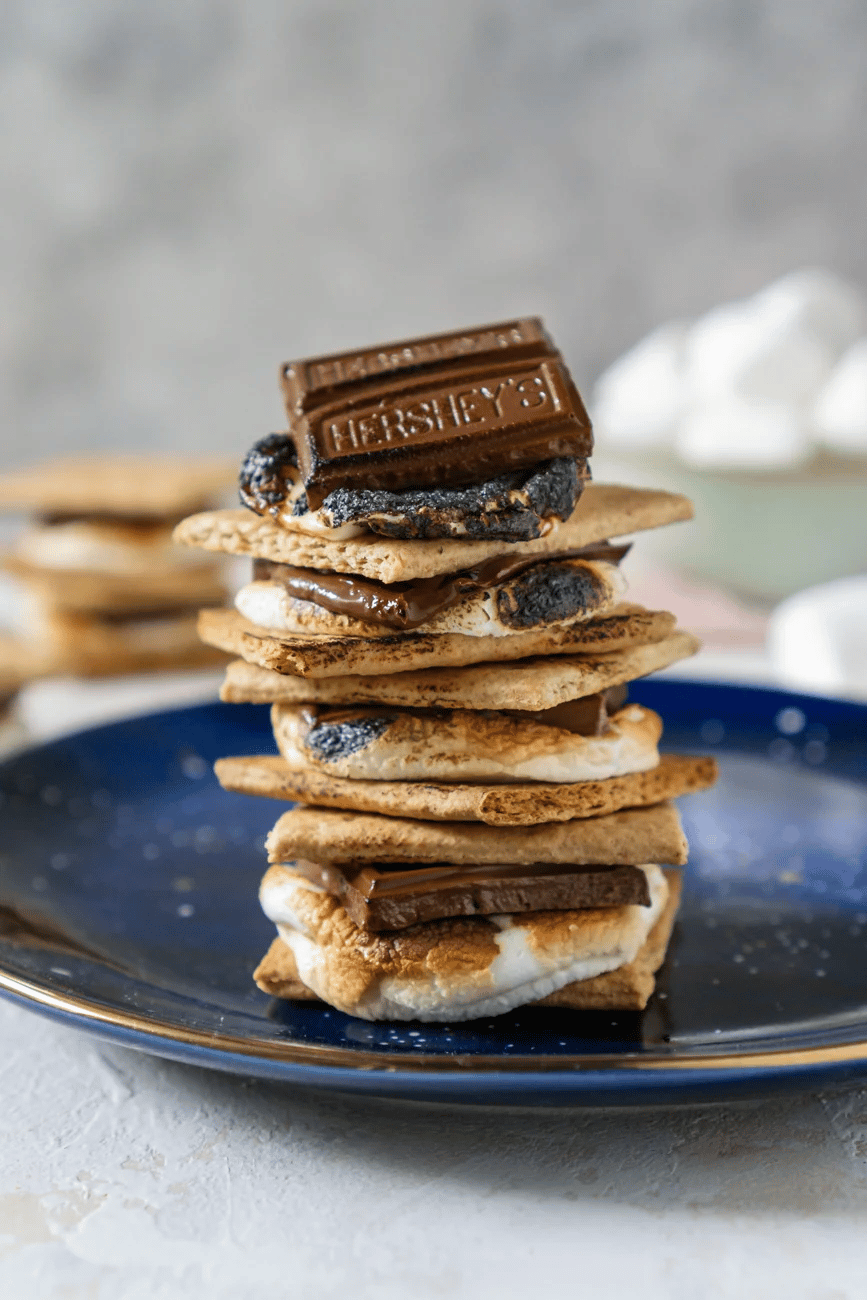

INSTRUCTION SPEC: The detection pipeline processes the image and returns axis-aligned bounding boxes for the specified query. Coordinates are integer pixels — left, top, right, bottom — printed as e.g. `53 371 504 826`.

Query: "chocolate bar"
292 859 652 931
282 324 593 507
281 317 558 416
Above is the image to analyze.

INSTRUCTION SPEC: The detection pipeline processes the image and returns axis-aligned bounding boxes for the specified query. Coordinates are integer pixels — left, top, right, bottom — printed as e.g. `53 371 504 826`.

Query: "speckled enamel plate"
1 682 866 1106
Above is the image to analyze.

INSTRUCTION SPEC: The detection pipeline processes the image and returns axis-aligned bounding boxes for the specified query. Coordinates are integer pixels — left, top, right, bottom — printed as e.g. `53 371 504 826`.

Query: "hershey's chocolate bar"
293 859 651 931
281 321 593 507
281 317 556 416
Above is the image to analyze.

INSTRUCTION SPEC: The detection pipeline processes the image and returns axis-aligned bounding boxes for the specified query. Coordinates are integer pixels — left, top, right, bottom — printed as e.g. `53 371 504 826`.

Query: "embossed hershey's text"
316 363 567 458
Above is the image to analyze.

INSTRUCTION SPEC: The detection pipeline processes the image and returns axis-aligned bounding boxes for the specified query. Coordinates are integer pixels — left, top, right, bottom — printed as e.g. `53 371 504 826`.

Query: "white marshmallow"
593 322 687 449
813 339 867 454
675 398 813 472
686 298 834 405
262 867 668 1023
755 268 867 355
768 576 867 699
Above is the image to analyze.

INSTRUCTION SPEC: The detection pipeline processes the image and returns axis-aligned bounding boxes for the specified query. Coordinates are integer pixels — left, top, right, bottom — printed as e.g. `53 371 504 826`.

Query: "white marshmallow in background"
813 339 867 454
755 268 866 356
675 398 813 471
768 577 867 700
686 297 834 405
591 322 688 449
593 267 867 474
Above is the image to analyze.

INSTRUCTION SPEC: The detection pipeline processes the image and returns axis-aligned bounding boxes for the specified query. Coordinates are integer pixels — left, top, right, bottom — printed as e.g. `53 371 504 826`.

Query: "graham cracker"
32 609 229 678
0 632 50 691
253 870 681 1015
220 630 700 707
174 483 693 582
0 456 236 518
3 553 227 615
198 604 677 678
215 751 717 826
265 800 688 866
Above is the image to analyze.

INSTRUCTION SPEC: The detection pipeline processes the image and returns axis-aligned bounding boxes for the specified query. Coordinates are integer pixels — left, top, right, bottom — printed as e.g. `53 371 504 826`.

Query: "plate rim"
3 966 867 1077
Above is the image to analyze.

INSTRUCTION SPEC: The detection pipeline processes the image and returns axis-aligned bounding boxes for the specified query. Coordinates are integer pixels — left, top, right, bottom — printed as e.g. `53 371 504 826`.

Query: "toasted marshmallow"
271 702 662 785
259 864 668 1022
234 559 627 640
16 520 213 574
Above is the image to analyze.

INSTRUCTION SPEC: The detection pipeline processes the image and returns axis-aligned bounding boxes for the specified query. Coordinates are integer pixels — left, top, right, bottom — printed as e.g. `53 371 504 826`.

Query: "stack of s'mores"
175 319 718 1022
0 457 235 677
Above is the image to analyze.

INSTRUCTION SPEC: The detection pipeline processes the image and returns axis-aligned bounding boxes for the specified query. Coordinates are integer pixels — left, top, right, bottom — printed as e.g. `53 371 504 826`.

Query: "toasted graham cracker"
220 630 700 707
199 604 676 678
175 483 693 582
0 456 236 518
0 632 51 690
32 608 229 678
254 870 681 1013
265 801 688 866
216 751 717 827
3 553 227 615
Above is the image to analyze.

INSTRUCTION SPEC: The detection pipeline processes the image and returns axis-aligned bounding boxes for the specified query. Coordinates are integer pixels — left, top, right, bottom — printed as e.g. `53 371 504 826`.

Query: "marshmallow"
813 339 867 454
675 398 813 471
768 576 867 699
755 268 867 356
593 322 687 449
686 299 834 405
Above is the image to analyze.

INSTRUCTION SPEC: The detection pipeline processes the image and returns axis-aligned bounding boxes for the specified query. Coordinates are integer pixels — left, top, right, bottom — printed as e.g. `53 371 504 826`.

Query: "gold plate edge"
3 967 867 1075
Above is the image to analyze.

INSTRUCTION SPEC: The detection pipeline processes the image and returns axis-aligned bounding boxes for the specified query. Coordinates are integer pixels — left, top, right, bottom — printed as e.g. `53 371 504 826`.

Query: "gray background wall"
1 0 865 467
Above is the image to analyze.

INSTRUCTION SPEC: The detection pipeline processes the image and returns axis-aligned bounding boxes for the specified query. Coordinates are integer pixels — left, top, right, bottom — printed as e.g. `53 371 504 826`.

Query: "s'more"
0 456 235 677
175 318 717 1021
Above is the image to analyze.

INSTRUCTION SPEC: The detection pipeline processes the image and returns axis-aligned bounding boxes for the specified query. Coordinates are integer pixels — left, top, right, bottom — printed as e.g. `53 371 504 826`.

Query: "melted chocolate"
253 541 630 631
293 859 651 931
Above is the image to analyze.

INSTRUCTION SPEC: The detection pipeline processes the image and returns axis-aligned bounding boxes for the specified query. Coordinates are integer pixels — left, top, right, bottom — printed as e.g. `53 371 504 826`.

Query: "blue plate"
1 680 866 1106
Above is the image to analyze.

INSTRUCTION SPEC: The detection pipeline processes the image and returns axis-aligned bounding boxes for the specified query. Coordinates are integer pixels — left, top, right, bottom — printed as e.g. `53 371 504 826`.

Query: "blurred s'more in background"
0 456 236 684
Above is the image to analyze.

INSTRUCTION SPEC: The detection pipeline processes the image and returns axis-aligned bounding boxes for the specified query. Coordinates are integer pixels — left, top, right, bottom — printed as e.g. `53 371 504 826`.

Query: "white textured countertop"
3 657 867 1300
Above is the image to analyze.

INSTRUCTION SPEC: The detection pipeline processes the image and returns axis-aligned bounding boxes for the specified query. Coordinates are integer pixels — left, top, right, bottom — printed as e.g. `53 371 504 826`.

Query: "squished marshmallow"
234 561 627 640
16 521 213 574
271 701 662 785
261 865 668 1021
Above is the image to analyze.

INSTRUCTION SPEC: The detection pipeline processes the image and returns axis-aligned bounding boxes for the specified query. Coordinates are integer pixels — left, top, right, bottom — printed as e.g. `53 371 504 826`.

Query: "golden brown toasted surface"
253 870 682 1014
174 483 694 582
219 630 700 707
27 608 229 678
199 604 677 678
271 699 662 785
0 632 49 690
264 800 689 865
215 751 717 826
0 457 236 517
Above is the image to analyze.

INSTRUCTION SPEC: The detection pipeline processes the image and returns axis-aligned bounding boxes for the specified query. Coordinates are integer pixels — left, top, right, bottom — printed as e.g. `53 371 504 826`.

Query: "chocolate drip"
253 541 630 631
292 859 651 931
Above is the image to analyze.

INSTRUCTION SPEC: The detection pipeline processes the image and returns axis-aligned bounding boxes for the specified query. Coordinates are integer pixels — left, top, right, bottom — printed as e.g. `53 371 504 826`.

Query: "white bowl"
592 449 867 604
